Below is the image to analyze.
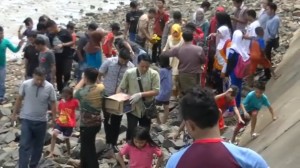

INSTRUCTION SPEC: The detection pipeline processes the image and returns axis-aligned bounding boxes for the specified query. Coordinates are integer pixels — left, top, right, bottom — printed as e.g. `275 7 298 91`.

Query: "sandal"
251 133 260 139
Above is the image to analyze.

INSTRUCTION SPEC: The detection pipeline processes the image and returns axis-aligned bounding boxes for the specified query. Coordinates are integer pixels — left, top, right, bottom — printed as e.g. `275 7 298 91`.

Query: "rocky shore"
0 0 300 167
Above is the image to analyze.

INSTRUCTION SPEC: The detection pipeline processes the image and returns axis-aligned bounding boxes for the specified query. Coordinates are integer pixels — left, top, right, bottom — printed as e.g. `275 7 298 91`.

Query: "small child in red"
102 23 120 58
49 87 79 157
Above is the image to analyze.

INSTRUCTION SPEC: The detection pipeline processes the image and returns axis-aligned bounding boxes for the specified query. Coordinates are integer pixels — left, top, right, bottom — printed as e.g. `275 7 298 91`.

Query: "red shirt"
193 28 204 45
216 95 236 112
56 98 79 127
154 10 169 36
102 32 117 57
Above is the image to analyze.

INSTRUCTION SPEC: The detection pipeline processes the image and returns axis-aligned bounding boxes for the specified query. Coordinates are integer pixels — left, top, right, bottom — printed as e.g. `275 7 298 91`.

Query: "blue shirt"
265 15 280 40
86 51 102 69
156 68 172 102
0 38 21 67
166 140 269 168
243 91 271 112
257 38 266 50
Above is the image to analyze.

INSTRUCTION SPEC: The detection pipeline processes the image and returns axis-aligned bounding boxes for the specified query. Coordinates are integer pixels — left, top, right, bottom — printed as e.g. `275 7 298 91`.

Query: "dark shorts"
155 99 169 105
54 124 73 137
236 110 258 129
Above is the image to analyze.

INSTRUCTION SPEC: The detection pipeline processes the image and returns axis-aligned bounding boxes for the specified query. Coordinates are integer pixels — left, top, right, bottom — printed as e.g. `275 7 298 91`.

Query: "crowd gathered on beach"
0 0 282 167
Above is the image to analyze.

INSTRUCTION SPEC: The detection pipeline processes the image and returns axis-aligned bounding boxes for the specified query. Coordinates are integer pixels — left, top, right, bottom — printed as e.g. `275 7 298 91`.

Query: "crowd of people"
0 0 282 167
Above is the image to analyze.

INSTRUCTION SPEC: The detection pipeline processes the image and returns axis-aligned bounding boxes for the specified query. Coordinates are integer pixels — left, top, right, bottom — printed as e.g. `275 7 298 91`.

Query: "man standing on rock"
46 20 74 93
12 67 57 168
231 0 248 31
124 1 143 42
258 0 273 30
0 26 24 105
99 48 134 152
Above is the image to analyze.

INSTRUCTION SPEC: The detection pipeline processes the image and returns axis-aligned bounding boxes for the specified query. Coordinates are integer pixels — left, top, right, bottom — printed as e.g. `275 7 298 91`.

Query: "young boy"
23 31 39 79
215 86 245 134
102 23 120 58
231 82 277 143
49 87 79 157
34 37 56 84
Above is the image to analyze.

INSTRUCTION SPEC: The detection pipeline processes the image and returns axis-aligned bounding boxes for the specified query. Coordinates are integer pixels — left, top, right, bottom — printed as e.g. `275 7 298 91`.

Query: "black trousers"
264 39 276 78
55 56 72 92
103 112 123 145
152 39 162 63
80 125 101 168
126 113 151 141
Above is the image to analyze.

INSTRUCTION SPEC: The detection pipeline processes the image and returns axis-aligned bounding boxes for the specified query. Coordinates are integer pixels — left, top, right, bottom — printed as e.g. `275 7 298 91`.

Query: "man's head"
130 1 138 10
246 10 257 22
0 26 4 40
27 31 38 44
225 85 239 102
262 0 273 9
46 19 58 34
255 27 264 37
38 15 50 24
266 2 277 16
118 48 131 65
232 0 244 8
254 82 266 98
23 17 34 29
37 22 47 34
67 22 75 33
173 11 182 22
201 1 211 12
157 0 165 9
180 87 220 138
148 8 157 19
182 29 194 42
110 23 120 35
33 67 46 86
87 22 98 33
34 36 46 51
83 68 99 84
137 53 152 74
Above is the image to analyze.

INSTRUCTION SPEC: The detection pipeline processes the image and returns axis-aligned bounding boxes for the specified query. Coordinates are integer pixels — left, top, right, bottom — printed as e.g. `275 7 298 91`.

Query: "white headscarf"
216 26 231 50
230 30 250 61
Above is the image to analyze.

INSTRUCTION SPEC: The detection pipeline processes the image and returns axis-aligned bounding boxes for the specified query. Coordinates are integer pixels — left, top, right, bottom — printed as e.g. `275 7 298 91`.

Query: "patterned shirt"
99 57 134 96
119 67 160 118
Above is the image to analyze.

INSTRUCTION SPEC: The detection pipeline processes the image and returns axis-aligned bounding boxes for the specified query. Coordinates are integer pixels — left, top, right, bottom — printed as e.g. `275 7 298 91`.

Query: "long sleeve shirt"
0 38 21 67
265 15 280 41
225 49 239 77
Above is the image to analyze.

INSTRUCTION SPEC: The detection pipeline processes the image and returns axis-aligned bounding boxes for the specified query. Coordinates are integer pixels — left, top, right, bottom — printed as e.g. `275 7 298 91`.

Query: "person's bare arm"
268 106 277 121
51 64 56 85
62 41 74 47
116 153 126 168
50 100 57 124
12 95 23 121
76 49 84 62
155 153 164 168
233 106 244 124
124 23 130 38
141 90 159 98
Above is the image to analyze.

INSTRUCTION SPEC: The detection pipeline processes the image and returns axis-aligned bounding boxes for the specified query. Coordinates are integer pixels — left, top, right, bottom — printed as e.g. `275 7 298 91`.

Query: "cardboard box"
105 93 132 115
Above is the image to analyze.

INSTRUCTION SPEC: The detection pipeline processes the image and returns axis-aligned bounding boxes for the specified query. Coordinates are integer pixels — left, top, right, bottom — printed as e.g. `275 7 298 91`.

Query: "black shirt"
126 10 144 33
48 29 73 58
23 44 39 77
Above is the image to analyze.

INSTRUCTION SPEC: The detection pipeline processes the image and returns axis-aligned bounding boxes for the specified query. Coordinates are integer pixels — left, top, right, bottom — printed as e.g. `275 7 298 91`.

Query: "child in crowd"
215 86 245 135
23 31 39 79
49 87 79 157
156 55 173 124
231 82 277 143
116 126 164 168
102 23 120 58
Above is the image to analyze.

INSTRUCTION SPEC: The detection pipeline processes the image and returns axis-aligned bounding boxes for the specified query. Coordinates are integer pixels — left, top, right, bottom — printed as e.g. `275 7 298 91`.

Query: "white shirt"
244 20 261 54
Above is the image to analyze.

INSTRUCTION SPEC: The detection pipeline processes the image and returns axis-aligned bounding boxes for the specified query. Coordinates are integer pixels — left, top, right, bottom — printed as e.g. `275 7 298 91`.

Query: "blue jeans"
129 32 136 42
0 66 6 100
19 119 47 168
229 72 243 107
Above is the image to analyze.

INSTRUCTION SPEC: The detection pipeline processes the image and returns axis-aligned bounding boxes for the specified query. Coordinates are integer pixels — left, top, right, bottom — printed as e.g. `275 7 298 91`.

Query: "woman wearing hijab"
224 30 250 108
212 26 232 94
193 8 210 39
163 24 184 100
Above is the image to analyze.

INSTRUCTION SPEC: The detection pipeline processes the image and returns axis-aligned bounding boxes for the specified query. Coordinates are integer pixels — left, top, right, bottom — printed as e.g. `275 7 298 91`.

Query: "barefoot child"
116 126 164 168
231 82 277 143
49 87 79 157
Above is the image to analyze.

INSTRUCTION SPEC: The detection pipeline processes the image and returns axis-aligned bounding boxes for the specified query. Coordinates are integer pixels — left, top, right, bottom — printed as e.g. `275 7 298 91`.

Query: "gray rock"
44 132 52 146
4 131 16 143
157 134 165 144
0 107 11 116
3 161 15 168
0 150 10 165
38 158 60 168
71 144 80 159
95 139 107 155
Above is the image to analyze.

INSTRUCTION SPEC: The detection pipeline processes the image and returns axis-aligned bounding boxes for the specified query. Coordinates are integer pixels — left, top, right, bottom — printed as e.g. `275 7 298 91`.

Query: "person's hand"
130 93 142 104
172 132 180 140
244 112 251 119
19 25 23 32
226 87 233 93
220 73 226 79
18 39 25 47
238 117 245 124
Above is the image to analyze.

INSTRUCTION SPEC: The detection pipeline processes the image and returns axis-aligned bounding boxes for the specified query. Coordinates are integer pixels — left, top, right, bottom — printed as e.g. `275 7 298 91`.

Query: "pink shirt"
120 143 162 168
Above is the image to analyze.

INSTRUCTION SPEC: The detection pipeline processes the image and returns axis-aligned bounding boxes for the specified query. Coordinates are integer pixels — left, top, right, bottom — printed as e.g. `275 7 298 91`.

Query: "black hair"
67 22 75 30
233 0 244 3
148 8 157 14
0 26 4 32
173 11 182 21
182 30 194 42
129 126 158 147
119 48 131 60
185 22 197 32
88 22 98 31
23 17 33 26
137 53 152 64
34 36 46 45
33 67 46 77
158 55 171 69
201 1 211 9
110 23 120 31
267 2 277 11
62 87 73 97
267 0 273 3
255 82 266 91
255 27 264 36
37 23 47 31
216 12 234 36
246 10 257 19
157 0 165 4
46 19 57 28
84 68 99 83
38 15 50 23
130 1 138 8
180 87 220 129
229 85 239 97
27 31 38 38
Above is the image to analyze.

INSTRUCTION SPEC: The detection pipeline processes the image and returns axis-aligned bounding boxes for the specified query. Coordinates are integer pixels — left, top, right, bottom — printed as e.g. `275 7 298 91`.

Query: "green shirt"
0 38 21 67
119 67 160 118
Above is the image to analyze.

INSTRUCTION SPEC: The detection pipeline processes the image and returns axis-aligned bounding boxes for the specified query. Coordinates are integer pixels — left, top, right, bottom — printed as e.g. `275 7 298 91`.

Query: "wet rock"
90 5 95 9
